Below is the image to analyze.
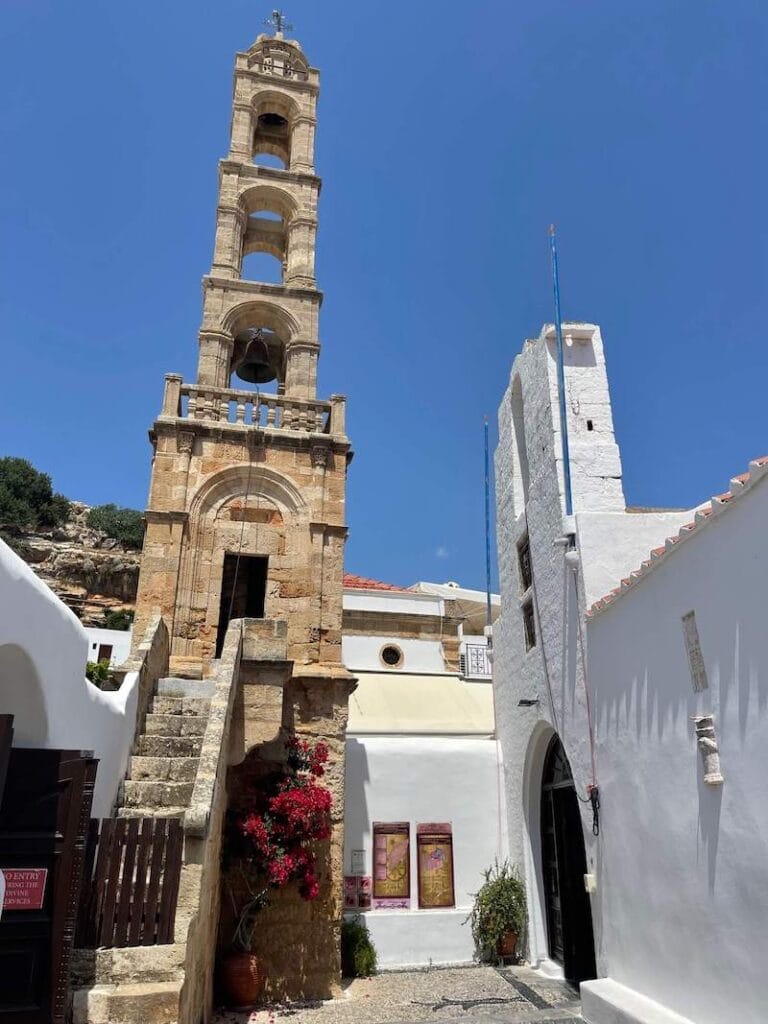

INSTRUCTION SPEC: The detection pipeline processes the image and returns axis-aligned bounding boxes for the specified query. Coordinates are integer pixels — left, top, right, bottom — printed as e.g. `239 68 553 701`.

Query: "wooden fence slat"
75 815 184 949
157 818 183 944
127 818 154 946
75 818 99 946
91 818 116 946
143 818 167 945
114 817 139 947
99 818 126 947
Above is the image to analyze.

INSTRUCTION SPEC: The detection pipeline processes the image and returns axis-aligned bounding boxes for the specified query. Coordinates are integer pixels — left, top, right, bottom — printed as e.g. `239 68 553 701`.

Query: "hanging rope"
571 556 600 835
226 388 262 632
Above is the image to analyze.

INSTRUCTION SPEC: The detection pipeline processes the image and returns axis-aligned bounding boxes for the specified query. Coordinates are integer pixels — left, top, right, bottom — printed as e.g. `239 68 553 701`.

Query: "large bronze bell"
235 329 277 384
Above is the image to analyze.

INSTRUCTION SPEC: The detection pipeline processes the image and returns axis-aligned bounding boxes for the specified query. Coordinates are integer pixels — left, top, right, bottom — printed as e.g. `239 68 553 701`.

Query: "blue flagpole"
549 225 573 519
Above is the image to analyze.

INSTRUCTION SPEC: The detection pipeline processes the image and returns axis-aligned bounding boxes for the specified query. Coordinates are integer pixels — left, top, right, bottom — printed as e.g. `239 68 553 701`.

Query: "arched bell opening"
229 327 286 390
252 94 296 169
241 249 284 285
223 299 300 395
252 147 288 170
237 185 296 284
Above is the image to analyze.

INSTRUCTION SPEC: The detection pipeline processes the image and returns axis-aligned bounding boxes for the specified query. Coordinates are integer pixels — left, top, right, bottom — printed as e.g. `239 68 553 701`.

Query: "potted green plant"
219 736 333 1007
468 860 526 962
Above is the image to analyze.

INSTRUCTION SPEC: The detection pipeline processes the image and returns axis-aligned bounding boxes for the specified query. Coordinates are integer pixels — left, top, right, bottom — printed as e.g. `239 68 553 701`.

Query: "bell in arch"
234 328 277 385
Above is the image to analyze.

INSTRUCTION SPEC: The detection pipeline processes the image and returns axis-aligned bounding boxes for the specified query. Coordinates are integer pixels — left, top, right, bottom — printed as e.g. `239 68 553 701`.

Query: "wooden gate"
75 816 183 948
0 741 97 1024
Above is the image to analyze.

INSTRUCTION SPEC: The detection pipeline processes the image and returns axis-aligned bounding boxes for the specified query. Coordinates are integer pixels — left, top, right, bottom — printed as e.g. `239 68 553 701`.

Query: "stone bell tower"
131 23 355 998
133 22 351 681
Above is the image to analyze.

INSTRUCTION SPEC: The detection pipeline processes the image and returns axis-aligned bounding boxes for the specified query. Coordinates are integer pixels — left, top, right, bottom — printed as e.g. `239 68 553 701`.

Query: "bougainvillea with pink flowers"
226 736 333 949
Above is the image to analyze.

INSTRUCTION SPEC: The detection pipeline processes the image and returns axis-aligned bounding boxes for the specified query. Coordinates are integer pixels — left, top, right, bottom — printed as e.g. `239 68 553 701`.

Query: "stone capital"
144 509 189 525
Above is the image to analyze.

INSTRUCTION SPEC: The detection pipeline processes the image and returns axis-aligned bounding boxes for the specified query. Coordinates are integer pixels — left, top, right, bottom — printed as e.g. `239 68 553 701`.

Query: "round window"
380 644 404 669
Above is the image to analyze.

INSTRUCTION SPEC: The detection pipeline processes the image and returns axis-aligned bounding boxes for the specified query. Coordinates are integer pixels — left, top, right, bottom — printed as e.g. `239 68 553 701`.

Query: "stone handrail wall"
176 618 243 1024
113 612 170 752
162 376 336 434
184 619 243 838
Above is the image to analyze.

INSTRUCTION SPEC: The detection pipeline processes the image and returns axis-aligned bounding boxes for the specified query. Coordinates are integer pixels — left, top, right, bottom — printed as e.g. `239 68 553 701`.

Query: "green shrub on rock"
87 504 144 549
102 609 134 631
0 457 71 530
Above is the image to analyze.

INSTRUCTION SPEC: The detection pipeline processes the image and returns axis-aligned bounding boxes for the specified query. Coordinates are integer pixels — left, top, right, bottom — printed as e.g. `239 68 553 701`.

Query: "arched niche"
190 463 307 523
0 643 49 746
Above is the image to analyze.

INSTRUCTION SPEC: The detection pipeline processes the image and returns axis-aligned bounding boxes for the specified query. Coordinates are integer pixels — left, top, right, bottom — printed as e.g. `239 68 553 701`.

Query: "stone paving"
213 965 581 1024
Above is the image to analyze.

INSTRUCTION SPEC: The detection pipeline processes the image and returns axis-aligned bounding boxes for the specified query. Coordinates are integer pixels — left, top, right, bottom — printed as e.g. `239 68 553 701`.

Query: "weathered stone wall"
113 612 169 750
133 425 349 680
223 665 354 1001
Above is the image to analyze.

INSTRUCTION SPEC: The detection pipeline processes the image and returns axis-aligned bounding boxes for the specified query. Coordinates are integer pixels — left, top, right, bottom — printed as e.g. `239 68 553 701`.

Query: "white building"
494 322 768 1024
342 574 506 967
84 626 133 668
0 539 142 816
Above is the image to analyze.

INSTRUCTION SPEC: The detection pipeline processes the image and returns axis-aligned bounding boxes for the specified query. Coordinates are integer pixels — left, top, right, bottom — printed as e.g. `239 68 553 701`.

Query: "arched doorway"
540 735 596 984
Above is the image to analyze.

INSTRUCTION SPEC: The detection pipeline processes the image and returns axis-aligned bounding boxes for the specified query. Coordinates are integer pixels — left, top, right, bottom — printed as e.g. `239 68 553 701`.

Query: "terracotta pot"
497 930 518 958
220 951 264 1008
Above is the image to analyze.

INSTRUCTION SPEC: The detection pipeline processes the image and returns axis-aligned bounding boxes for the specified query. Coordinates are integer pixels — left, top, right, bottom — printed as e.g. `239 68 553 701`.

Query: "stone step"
72 980 182 1024
117 805 187 820
129 755 198 782
144 713 207 738
157 677 215 699
136 735 203 758
122 779 194 808
150 696 211 717
71 943 186 987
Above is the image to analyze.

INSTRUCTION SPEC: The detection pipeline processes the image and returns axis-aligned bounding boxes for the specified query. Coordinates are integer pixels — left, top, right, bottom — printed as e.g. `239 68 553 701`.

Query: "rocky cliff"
13 502 140 626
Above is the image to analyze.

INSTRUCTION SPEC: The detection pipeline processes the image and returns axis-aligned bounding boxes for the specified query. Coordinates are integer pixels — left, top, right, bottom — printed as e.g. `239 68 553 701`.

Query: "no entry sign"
1 868 48 911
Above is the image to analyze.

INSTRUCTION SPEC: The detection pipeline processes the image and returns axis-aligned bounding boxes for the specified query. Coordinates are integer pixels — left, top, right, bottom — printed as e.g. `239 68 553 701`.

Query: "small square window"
517 536 533 592
522 600 536 651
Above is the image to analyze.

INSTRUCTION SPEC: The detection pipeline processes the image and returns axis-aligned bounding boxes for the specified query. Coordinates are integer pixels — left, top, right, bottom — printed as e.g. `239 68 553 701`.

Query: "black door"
0 747 96 1024
216 553 268 656
540 736 596 985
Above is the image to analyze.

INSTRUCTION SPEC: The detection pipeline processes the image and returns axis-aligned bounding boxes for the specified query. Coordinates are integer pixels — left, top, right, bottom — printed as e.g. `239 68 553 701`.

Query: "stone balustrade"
161 375 345 435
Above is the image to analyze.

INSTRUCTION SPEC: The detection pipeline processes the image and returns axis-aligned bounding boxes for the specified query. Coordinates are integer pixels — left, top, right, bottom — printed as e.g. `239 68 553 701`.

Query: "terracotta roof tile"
588 455 768 617
343 573 409 592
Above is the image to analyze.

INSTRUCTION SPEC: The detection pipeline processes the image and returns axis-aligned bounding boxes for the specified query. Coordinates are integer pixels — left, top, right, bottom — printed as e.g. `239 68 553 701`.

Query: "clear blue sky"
2 1 766 591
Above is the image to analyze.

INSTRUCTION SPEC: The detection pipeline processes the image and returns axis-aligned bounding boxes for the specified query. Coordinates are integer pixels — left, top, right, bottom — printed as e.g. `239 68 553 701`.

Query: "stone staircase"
118 678 214 820
72 677 216 1024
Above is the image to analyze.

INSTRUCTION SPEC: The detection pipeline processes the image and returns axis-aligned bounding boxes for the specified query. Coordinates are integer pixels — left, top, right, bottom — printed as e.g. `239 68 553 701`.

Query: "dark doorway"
216 553 268 656
540 735 596 985
0 743 97 1024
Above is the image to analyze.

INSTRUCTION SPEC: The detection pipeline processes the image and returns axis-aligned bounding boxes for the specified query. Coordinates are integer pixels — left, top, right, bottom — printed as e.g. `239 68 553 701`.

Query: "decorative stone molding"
177 432 195 455
310 444 329 468
693 715 724 786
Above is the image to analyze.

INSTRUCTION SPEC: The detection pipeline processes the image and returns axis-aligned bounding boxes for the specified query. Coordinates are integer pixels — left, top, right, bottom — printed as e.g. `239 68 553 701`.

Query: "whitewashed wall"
85 626 133 667
583 470 768 1024
342 634 445 674
344 735 506 967
0 540 139 816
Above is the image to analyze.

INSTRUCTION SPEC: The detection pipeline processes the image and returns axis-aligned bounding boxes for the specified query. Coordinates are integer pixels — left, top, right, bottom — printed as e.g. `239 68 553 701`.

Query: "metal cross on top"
264 9 293 35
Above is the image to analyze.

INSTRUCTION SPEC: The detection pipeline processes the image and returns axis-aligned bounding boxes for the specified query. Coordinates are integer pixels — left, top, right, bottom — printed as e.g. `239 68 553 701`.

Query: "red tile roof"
588 456 768 617
343 573 409 592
